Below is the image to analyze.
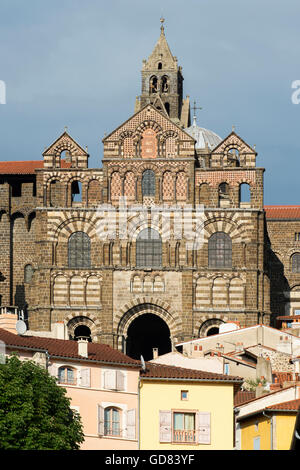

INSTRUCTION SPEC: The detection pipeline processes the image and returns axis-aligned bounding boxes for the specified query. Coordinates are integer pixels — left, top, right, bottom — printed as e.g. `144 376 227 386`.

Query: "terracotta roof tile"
266 398 300 412
0 328 139 366
264 205 300 220
141 361 243 384
0 160 71 174
234 391 256 406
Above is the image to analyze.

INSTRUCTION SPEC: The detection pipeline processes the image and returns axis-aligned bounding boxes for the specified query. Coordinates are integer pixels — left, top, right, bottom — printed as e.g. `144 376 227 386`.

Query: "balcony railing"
173 430 196 443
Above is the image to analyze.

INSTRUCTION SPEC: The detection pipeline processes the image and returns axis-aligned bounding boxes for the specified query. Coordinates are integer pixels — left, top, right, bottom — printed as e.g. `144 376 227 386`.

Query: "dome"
185 116 222 150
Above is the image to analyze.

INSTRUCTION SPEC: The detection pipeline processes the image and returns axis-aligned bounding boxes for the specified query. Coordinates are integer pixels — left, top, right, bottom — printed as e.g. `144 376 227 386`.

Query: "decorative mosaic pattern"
195 170 256 187
162 171 174 200
165 137 176 157
111 172 122 200
123 137 134 158
176 171 187 200
124 171 136 199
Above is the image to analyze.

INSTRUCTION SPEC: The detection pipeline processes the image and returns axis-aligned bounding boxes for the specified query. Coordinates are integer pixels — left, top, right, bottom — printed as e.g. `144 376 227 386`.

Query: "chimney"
78 338 88 358
255 381 265 398
191 344 204 358
235 342 244 353
152 348 158 360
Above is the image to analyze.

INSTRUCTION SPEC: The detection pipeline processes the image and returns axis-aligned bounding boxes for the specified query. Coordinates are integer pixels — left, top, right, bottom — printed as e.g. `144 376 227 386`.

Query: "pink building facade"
0 322 140 450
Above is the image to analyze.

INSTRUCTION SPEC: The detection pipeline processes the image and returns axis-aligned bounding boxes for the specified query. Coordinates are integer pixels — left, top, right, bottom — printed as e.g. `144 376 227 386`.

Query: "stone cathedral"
0 22 299 360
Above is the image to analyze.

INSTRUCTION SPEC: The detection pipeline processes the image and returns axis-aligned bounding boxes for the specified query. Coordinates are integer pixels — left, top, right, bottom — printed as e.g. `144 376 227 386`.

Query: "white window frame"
98 402 136 440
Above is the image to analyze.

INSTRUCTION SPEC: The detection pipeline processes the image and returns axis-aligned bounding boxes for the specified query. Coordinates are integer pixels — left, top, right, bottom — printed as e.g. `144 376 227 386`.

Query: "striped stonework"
212 277 227 308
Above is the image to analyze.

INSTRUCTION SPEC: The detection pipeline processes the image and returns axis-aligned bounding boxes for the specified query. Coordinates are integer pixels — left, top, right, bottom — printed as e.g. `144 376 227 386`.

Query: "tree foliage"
0 355 84 450
243 377 267 392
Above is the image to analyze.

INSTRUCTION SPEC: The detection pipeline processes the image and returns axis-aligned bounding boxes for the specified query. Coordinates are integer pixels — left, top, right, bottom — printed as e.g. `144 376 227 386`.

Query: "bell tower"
136 19 190 128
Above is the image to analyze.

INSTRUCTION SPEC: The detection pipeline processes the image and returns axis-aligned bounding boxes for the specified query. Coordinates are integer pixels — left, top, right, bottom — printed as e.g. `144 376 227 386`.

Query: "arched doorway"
126 313 172 361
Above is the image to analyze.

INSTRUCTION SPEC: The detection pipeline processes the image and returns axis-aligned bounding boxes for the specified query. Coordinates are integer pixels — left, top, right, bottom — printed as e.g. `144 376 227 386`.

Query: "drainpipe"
263 410 273 450
138 375 141 450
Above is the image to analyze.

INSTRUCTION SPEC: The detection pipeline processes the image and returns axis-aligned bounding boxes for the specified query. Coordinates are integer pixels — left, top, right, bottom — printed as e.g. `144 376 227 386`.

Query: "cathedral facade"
0 23 299 360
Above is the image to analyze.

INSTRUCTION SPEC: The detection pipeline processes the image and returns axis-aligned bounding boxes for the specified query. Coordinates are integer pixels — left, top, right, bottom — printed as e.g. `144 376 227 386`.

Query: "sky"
0 0 300 204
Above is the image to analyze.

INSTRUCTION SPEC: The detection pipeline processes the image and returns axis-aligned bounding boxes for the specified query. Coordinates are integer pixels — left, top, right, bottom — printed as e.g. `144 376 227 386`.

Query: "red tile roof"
234 391 256 406
0 328 139 367
141 361 243 385
0 160 71 174
264 205 300 220
266 398 300 412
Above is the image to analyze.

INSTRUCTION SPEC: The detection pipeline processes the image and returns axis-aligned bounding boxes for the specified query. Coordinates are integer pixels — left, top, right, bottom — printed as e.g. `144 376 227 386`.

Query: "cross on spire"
192 100 202 118
192 100 202 126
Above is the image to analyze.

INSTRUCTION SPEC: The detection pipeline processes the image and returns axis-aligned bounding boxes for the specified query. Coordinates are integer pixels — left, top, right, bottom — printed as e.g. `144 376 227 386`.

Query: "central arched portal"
126 313 172 361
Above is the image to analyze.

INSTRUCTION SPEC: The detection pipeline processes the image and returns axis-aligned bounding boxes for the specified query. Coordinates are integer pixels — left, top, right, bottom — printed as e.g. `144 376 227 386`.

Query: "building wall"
266 220 300 318
240 412 296 450
5 343 139 450
139 380 235 450
61 364 139 450
240 415 271 450
0 32 299 349
275 413 296 450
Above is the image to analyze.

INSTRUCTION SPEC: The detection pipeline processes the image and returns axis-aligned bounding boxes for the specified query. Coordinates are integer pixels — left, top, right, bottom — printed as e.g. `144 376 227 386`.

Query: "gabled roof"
43 131 88 157
266 398 300 412
234 390 256 406
141 361 243 385
102 103 196 144
0 161 44 174
0 328 139 367
235 384 298 409
176 323 300 347
264 205 300 220
0 160 72 174
211 131 256 155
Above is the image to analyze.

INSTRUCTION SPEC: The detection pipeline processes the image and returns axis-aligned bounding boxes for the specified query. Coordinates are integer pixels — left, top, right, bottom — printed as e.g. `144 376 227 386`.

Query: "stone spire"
142 18 178 72
138 20 187 125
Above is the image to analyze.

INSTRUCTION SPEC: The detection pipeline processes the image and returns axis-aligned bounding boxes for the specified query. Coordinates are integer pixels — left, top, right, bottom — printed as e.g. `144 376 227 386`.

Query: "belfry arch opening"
126 313 171 361
74 324 92 342
199 318 225 338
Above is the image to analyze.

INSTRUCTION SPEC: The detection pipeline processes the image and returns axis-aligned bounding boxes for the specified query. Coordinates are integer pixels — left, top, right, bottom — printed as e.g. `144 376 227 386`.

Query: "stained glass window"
292 253 300 273
208 232 232 268
136 228 162 268
68 232 91 268
142 170 155 196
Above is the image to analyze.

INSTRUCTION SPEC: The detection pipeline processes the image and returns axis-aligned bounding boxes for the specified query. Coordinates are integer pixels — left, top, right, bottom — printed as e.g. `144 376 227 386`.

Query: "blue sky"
0 0 300 204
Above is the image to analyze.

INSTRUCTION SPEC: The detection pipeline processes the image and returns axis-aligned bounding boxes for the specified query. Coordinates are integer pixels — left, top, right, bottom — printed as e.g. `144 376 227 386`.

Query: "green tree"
0 355 84 450
243 377 267 392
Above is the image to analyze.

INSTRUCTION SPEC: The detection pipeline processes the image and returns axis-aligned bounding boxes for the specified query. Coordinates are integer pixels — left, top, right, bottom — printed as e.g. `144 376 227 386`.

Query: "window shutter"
126 409 136 439
159 410 172 443
196 412 211 444
116 370 125 391
98 405 104 436
103 370 116 389
80 367 91 387
48 363 58 380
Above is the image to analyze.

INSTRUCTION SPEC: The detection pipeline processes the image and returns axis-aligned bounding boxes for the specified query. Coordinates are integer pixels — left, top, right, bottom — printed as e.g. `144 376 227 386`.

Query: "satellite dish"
16 320 27 336
140 355 146 371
